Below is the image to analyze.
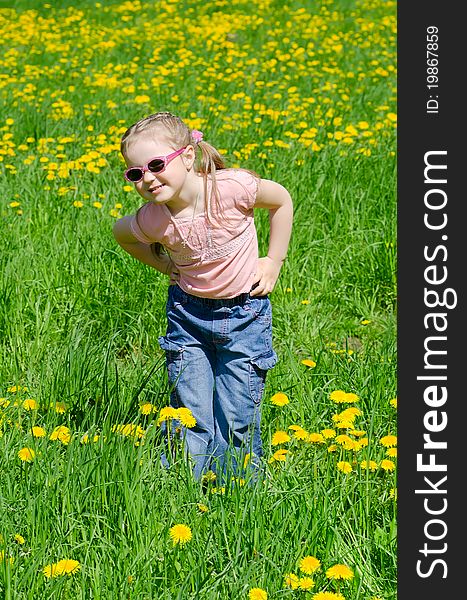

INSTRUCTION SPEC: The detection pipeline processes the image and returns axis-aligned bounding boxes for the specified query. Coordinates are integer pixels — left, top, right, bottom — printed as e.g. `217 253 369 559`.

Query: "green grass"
0 0 396 598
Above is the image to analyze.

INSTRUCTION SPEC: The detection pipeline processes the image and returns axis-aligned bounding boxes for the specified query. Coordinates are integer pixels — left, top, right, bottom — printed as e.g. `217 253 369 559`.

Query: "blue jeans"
158 284 277 480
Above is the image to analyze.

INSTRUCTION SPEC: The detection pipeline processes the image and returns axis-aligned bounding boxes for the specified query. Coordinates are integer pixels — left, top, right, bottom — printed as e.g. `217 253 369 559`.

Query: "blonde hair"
121 111 227 223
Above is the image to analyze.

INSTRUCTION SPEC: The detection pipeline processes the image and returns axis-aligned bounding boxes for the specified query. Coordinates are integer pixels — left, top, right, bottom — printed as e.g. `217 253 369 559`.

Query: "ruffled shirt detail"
128 169 260 298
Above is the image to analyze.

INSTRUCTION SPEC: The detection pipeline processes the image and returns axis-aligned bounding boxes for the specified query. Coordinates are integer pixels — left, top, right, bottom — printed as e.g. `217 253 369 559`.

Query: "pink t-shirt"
128 169 260 299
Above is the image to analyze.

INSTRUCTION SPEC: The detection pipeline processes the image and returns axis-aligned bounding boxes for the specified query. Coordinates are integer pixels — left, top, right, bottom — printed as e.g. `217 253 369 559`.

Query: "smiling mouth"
149 183 166 192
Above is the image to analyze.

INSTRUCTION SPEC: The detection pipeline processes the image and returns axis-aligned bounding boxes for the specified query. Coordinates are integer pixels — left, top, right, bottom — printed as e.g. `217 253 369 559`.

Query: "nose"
142 168 156 183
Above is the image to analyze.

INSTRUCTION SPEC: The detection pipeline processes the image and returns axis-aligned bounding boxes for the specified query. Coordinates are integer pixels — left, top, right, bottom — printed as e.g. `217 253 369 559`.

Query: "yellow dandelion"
270 392 289 406
312 593 345 600
390 397 398 408
360 319 371 325
169 524 192 545
335 435 355 450
22 398 38 410
284 573 300 589
127 575 134 584
201 470 217 483
321 428 336 439
157 406 178 425
269 449 289 463
380 435 397 448
380 459 396 472
14 534 25 544
271 430 291 446
337 407 362 420
176 407 196 428
390 487 397 500
386 447 397 458
328 444 338 453
139 403 156 415
329 390 347 403
292 427 309 441
337 461 353 474
301 359 316 368
307 432 325 443
18 447 35 462
53 402 66 414
299 555 321 574
326 563 354 580
43 559 80 578
197 503 209 513
73 200 83 208
360 460 378 471
299 577 315 590
301 299 311 305
49 426 71 445
31 426 46 438
249 588 268 600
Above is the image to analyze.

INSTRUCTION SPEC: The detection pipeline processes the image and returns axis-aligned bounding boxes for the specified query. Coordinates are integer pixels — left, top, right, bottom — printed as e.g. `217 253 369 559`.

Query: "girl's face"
123 135 195 207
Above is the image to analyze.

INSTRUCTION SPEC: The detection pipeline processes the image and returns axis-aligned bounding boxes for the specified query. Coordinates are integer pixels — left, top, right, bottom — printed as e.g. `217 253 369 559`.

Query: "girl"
113 112 293 480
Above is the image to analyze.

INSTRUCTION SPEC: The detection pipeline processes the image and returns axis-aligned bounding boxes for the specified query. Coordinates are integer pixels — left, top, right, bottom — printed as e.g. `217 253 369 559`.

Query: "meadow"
0 0 397 598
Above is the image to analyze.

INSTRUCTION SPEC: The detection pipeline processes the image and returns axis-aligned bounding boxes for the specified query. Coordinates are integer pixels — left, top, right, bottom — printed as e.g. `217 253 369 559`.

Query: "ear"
183 145 196 170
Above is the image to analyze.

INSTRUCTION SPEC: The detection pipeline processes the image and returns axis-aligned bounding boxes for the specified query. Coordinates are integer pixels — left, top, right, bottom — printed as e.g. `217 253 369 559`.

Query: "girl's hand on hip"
250 256 282 296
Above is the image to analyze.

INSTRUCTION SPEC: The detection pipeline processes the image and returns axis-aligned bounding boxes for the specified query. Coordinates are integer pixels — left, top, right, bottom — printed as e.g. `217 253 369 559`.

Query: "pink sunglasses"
124 146 187 182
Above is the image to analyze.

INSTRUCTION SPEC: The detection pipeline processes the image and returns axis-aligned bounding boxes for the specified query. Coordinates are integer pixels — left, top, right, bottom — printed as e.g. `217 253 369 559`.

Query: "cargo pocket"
248 350 278 404
158 336 185 388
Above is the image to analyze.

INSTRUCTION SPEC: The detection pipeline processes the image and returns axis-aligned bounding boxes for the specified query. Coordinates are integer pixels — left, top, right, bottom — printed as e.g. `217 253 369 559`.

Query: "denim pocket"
158 336 185 387
248 350 278 404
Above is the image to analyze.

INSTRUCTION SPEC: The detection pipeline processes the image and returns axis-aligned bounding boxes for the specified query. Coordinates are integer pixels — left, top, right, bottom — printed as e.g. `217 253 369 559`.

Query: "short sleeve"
128 203 165 244
231 169 259 212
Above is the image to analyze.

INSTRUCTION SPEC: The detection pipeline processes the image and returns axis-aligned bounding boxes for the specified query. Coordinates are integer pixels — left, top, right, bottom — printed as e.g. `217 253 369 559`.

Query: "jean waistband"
171 285 265 307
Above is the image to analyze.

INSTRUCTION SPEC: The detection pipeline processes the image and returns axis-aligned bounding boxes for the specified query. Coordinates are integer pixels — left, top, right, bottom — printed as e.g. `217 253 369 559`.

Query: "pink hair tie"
191 130 204 144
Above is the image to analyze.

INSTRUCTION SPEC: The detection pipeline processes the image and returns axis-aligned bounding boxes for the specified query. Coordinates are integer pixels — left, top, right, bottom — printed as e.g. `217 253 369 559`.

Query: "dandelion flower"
321 428 336 439
390 397 398 408
325 564 354 580
169 524 192 546
329 390 347 403
18 447 35 462
14 534 25 544
269 449 289 463
31 426 46 438
299 555 321 574
386 448 397 458
284 573 300 589
380 459 396 472
390 487 397 500
360 460 378 471
312 593 345 600
271 430 291 445
22 399 38 410
176 407 196 428
201 470 216 483
270 392 289 406
43 559 80 578
380 435 397 448
299 577 315 590
307 432 325 443
139 403 156 415
49 426 71 445
360 319 371 325
337 461 353 474
301 359 316 368
249 588 268 600
157 406 178 425
197 503 209 513
292 427 309 441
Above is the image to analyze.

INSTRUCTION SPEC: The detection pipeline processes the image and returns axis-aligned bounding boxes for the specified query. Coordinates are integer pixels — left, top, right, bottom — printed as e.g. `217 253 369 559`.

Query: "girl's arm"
250 178 293 296
113 216 178 280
